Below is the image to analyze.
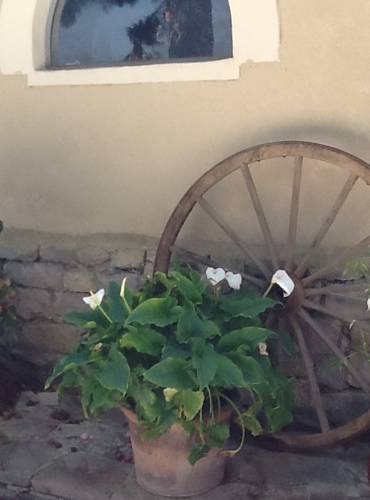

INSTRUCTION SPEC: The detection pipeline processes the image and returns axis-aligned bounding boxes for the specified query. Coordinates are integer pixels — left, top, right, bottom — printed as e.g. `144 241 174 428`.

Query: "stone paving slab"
0 392 369 500
32 452 132 500
0 440 67 488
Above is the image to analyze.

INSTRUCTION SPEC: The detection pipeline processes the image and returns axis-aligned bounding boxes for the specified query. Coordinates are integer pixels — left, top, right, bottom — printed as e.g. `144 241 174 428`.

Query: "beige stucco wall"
0 0 369 251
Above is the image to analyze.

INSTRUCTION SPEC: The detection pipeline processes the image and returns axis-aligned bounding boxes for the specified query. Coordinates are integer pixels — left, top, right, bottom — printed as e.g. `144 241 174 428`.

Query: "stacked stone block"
0 229 156 370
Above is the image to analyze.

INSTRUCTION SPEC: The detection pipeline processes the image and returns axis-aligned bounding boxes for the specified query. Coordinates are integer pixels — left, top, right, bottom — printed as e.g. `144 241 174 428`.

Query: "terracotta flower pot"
121 407 227 497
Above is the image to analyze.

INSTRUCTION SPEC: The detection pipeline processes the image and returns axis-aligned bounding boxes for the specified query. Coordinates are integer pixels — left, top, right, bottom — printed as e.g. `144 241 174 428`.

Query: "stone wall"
0 229 156 370
1 228 369 429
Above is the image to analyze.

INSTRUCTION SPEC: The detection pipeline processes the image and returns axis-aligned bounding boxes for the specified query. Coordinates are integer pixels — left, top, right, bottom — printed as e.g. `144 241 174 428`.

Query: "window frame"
0 0 280 87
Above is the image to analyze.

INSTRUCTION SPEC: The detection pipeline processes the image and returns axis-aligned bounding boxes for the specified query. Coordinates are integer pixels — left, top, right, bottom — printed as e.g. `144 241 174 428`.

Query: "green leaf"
144 358 196 390
88 381 116 416
220 289 278 319
223 316 263 332
188 444 210 465
141 410 177 440
127 375 159 422
213 353 246 388
154 272 177 293
180 420 196 436
177 303 220 343
170 271 203 303
217 327 278 352
106 281 129 323
266 404 293 433
65 310 108 328
252 367 294 432
343 259 370 279
120 325 165 356
97 346 130 395
208 423 230 447
57 369 80 397
45 350 90 389
276 329 296 356
80 378 97 416
267 373 294 432
175 390 205 420
162 339 191 359
226 353 264 385
191 338 218 389
138 272 175 301
126 298 181 327
240 401 263 436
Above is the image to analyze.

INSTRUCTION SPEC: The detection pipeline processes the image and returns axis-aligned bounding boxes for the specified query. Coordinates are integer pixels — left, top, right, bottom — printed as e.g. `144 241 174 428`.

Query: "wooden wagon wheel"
154 141 370 450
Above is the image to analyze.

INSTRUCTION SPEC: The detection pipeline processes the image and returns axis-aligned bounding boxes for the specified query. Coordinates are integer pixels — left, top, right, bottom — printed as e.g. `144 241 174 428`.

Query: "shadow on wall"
245 123 370 162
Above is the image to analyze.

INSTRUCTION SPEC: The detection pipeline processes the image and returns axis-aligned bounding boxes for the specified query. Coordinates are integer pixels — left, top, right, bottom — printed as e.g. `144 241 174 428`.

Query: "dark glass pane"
52 0 232 68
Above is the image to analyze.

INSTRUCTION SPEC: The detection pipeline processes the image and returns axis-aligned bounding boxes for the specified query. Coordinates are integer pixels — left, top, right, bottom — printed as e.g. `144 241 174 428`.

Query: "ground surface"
0 392 369 500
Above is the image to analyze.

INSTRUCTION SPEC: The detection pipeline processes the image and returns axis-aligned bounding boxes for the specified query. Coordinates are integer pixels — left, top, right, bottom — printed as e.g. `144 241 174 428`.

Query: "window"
0 0 280 86
51 0 233 69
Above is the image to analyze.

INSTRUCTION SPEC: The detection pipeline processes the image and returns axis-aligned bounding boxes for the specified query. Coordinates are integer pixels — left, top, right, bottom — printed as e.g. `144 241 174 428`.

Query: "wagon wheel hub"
270 272 306 314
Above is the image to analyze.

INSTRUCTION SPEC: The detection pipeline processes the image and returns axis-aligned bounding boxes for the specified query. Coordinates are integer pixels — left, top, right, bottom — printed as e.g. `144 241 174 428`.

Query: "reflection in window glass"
51 0 233 68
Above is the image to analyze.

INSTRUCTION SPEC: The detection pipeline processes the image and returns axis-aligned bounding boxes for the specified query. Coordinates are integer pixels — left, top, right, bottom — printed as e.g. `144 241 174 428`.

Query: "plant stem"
206 386 215 424
121 291 132 314
263 281 274 298
219 393 246 457
249 388 256 402
98 305 113 324
199 405 205 444
122 297 132 314
215 391 221 419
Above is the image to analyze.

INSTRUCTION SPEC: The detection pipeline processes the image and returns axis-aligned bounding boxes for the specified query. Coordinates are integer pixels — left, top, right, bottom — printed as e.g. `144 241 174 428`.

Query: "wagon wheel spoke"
303 298 370 322
170 245 265 288
198 197 270 278
295 174 358 278
302 235 370 287
305 282 370 296
298 308 370 393
306 291 368 303
288 315 330 432
285 157 303 271
241 164 280 269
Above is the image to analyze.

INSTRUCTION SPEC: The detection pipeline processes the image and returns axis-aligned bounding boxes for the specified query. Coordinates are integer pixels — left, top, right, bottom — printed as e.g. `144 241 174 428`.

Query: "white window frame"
0 0 280 87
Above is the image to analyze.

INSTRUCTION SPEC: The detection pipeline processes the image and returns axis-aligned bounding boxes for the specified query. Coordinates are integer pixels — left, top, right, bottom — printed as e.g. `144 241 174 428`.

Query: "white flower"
225 271 242 290
83 289 105 310
93 342 103 352
258 342 269 356
120 277 127 299
163 388 178 402
367 298 370 311
271 270 295 298
206 267 226 286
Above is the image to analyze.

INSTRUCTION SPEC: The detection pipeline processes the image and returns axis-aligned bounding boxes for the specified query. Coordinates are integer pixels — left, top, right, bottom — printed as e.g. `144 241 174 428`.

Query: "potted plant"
46 266 294 497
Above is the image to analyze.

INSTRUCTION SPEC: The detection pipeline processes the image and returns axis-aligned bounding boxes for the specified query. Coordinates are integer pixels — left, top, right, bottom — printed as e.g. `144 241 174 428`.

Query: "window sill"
28 59 240 86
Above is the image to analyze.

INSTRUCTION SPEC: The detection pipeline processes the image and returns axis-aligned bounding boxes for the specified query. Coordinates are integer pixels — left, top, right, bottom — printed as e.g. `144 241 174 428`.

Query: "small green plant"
331 259 370 368
46 266 294 464
0 277 16 334
343 259 370 280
